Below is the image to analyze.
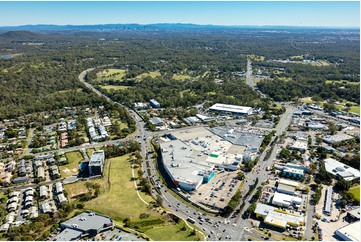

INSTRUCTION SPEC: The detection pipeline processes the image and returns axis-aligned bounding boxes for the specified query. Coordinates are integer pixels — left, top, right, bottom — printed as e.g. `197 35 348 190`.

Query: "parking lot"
189 170 240 209
315 186 349 241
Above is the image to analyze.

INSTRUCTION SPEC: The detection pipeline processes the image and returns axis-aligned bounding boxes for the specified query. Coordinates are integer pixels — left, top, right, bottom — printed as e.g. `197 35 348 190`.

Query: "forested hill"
0 23 359 33
0 26 359 119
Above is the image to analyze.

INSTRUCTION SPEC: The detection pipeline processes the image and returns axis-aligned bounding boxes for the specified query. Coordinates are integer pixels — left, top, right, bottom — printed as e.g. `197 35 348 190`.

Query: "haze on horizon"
0 1 359 28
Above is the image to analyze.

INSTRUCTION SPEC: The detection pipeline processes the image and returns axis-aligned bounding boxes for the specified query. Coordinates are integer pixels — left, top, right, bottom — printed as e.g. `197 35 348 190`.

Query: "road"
222 104 296 241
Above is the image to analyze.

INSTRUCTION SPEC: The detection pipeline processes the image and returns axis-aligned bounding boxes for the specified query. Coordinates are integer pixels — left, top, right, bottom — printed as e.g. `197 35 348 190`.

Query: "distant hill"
0 30 45 39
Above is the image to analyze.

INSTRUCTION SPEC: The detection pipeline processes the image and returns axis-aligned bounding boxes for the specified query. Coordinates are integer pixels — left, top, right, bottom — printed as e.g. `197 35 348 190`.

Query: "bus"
187 217 196 224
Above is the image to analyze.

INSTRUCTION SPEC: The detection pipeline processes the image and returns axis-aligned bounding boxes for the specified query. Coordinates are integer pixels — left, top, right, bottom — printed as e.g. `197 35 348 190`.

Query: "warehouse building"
335 221 360 241
324 158 360 181
54 211 114 241
209 103 253 116
272 192 302 208
277 183 296 195
323 187 333 216
89 150 105 177
279 179 300 189
255 203 305 229
160 139 215 191
323 133 354 145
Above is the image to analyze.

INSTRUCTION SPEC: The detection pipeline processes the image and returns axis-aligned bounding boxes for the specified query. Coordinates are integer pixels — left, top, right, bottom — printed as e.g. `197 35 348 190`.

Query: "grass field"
100 85 130 91
349 106 360 114
348 186 360 202
172 74 191 81
86 148 96 159
85 154 156 220
60 151 84 177
135 71 161 79
325 80 360 86
96 69 126 81
145 220 201 241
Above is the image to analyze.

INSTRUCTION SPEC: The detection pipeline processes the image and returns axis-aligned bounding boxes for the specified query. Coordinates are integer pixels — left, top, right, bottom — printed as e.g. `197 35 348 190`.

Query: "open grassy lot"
349 106 360 114
85 154 156 220
348 186 360 202
145 220 202 241
96 69 126 81
172 74 191 81
135 71 161 79
86 148 96 158
325 80 360 85
100 85 130 91
59 151 84 177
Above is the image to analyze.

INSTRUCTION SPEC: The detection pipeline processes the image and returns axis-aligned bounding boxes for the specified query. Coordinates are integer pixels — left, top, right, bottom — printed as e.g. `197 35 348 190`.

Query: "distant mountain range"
0 23 358 33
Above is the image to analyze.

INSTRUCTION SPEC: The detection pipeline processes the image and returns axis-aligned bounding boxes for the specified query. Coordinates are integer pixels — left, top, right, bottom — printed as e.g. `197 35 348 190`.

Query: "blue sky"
0 1 359 27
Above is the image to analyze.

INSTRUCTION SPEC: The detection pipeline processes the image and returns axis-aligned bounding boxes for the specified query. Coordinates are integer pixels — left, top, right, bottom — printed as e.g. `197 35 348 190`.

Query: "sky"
0 1 359 27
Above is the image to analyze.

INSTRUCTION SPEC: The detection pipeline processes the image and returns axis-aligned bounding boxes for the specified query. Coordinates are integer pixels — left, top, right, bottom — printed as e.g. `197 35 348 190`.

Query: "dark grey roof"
13 176 28 184
54 228 82 241
61 211 113 233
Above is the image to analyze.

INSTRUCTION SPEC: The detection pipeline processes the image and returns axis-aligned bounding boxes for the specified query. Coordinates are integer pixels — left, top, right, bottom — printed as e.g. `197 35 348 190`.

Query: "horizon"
0 22 360 29
0 1 359 28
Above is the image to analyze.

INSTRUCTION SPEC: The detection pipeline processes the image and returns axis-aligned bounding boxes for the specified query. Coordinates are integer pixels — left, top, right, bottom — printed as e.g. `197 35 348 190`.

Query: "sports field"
348 186 360 202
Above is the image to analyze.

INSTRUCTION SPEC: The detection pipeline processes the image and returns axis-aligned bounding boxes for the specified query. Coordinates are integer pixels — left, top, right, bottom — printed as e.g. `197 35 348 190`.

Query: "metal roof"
210 103 252 114
89 150 104 166
160 139 214 186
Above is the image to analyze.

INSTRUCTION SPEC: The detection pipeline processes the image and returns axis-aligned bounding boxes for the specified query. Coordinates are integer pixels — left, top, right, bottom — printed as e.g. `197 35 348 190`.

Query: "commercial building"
335 221 360 241
160 139 215 191
282 167 304 179
290 140 308 152
149 117 164 126
149 99 160 108
324 158 360 181
89 150 105 177
54 211 114 241
272 192 302 208
347 207 360 221
195 114 215 123
323 133 354 145
307 121 325 130
255 203 305 229
209 103 252 116
323 187 333 215
277 183 296 195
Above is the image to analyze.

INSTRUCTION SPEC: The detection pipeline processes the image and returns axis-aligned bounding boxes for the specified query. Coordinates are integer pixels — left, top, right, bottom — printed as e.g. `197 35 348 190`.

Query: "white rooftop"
324 158 360 181
336 221 360 241
210 103 252 114
279 179 299 188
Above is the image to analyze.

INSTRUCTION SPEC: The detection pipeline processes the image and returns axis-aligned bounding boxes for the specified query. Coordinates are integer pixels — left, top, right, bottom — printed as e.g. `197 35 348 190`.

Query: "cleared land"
325 80 360 86
145 220 201 241
100 85 130 90
135 71 161 79
172 74 191 81
59 151 84 177
349 106 360 114
96 69 126 81
85 154 155 220
348 186 360 202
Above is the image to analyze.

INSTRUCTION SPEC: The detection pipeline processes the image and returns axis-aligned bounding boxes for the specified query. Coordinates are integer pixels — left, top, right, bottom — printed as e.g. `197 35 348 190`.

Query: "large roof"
279 179 299 188
324 158 360 181
209 127 264 151
209 103 252 114
336 221 361 241
277 184 296 194
61 211 113 233
160 139 214 186
55 228 82 241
